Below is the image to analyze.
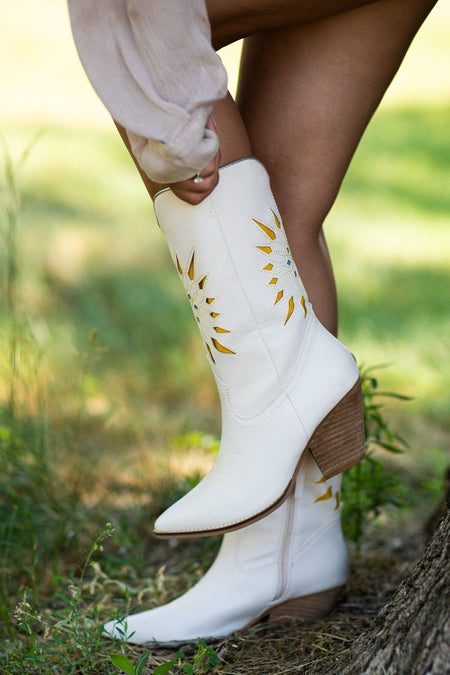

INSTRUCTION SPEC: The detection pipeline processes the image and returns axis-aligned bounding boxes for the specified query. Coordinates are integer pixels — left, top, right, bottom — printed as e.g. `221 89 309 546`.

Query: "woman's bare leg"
235 0 437 334
208 0 380 49
115 0 383 201
117 0 436 334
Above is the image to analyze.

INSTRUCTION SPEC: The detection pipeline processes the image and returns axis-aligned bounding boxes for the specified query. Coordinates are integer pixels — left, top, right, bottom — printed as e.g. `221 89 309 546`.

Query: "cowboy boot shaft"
153 158 364 537
154 158 311 410
155 159 359 423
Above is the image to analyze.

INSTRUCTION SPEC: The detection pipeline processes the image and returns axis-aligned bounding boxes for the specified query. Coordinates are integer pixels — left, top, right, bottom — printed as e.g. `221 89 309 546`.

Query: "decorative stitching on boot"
174 248 236 362
253 209 308 325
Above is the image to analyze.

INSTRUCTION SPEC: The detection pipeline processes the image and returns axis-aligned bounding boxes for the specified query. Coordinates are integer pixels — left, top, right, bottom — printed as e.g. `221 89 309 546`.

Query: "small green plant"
342 364 411 546
176 639 220 674
110 652 151 675
110 639 220 675
8 524 116 674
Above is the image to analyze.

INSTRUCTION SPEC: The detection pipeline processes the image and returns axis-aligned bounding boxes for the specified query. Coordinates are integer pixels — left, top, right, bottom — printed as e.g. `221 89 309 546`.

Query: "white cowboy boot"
154 158 364 538
104 452 348 645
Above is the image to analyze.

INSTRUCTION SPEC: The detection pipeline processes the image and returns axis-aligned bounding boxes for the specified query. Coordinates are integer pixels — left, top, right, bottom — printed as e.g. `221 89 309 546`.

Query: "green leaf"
153 660 176 675
110 653 136 675
207 651 220 667
375 441 405 454
382 393 413 402
135 653 150 675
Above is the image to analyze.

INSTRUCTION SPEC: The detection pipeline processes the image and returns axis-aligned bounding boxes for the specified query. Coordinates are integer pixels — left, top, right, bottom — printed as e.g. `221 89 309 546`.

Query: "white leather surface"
104 453 348 643
153 159 359 535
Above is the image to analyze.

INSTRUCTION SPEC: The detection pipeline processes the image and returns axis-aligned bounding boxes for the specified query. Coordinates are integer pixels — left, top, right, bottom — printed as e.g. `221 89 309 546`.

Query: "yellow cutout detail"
198 276 207 289
264 263 274 271
188 253 195 281
284 296 294 325
335 492 340 510
176 256 183 275
272 211 281 229
253 218 276 240
257 246 272 254
301 296 307 317
212 338 236 354
206 343 216 364
315 476 327 484
210 312 220 319
206 298 214 305
214 327 230 334
275 290 284 305
269 277 278 285
314 486 333 503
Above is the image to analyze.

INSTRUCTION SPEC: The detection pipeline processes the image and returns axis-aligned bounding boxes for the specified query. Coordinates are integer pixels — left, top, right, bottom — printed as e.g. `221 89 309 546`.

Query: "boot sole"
139 585 346 648
155 379 365 539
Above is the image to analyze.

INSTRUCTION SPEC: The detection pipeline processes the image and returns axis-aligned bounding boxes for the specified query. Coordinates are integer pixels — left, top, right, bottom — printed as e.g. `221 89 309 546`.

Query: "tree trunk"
340 508 450 675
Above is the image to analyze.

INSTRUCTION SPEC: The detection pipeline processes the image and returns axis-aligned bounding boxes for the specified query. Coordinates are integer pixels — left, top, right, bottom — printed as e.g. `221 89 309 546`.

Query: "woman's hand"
170 116 220 205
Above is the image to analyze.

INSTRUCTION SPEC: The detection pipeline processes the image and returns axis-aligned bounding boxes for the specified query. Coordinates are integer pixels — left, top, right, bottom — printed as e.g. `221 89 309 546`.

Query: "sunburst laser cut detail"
253 219 276 240
285 297 294 325
253 210 308 325
175 251 235 362
211 338 235 354
301 296 307 318
312 474 340 509
334 491 340 511
314 486 333 503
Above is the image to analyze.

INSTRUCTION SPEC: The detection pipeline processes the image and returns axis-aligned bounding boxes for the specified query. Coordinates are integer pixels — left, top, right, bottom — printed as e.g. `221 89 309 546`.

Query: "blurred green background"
0 1 449 522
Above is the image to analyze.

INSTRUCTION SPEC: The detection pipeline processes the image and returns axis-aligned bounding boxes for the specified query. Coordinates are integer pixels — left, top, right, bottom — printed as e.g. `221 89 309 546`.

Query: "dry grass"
96 520 425 674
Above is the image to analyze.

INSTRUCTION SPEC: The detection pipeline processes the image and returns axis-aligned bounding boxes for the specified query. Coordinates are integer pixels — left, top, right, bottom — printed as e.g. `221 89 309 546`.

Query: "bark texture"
340 508 450 674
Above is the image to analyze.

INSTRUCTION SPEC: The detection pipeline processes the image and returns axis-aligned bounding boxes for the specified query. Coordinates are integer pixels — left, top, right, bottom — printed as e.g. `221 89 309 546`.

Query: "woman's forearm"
67 0 228 182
